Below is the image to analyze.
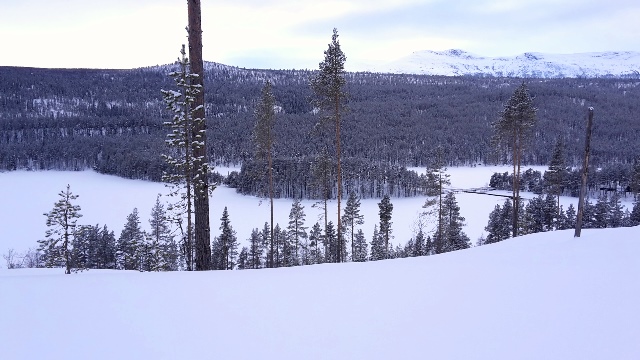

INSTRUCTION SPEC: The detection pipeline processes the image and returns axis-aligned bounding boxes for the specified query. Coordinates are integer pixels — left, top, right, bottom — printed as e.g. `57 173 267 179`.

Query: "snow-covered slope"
370 49 640 78
2 226 639 360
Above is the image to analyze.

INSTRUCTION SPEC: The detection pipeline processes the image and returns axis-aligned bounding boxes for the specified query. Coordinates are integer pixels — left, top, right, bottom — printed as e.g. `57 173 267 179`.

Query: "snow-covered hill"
369 49 640 78
2 226 639 360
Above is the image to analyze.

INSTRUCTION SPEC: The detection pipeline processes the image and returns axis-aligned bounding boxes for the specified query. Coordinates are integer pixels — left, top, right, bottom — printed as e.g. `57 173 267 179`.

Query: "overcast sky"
2 0 639 70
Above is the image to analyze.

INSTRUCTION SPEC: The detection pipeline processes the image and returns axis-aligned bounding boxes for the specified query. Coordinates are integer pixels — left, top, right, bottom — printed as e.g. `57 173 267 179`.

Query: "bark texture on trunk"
188 0 211 270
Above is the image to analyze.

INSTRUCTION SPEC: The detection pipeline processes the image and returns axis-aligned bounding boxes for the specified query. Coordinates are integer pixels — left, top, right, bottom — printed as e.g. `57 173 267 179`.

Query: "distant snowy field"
0 166 634 255
2 226 639 359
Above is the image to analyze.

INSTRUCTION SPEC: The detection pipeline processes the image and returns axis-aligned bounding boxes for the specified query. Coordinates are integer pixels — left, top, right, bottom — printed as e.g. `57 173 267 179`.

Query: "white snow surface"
1 226 639 359
0 167 633 255
368 49 640 78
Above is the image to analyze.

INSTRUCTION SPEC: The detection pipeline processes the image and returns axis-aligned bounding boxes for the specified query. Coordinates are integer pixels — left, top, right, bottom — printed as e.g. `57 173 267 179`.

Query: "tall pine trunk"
575 108 594 237
335 95 342 263
269 147 274 268
511 127 518 237
188 0 211 270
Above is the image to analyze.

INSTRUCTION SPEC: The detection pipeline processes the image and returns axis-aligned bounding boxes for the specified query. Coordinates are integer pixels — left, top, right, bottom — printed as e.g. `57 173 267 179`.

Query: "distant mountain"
368 49 640 78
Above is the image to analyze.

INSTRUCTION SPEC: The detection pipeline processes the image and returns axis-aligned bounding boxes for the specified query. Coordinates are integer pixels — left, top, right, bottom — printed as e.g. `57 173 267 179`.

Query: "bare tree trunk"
335 98 342 263
437 171 443 254
64 215 70 275
511 127 519 238
575 108 594 237
268 148 274 268
351 222 355 261
323 154 328 261
188 0 211 270
186 161 193 271
514 134 522 237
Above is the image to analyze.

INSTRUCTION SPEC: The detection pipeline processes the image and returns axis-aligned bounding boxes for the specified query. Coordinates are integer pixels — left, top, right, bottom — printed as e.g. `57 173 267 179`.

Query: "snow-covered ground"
1 226 639 359
0 166 634 256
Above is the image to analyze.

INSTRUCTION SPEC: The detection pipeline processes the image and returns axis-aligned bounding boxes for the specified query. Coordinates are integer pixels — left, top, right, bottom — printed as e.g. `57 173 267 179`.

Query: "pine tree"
161 45 210 271
564 203 577 230
247 228 263 269
323 221 337 263
272 223 284 267
260 222 272 268
117 208 144 271
378 194 393 258
484 204 504 244
75 224 114 271
425 235 434 255
622 210 633 227
423 147 451 254
287 199 307 265
523 195 545 234
280 226 296 267
352 229 368 262
343 191 364 261
631 156 640 200
369 225 385 261
72 224 96 271
484 199 513 244
143 231 164 272
308 222 324 264
148 195 177 271
492 82 537 237
38 185 82 274
253 81 277 267
237 247 249 270
311 28 348 262
522 194 557 234
544 138 568 215
582 199 596 229
413 229 426 256
210 237 223 270
95 225 116 269
608 193 625 228
556 206 568 230
214 207 238 270
593 194 610 228
630 198 640 226
441 192 470 252
542 194 558 231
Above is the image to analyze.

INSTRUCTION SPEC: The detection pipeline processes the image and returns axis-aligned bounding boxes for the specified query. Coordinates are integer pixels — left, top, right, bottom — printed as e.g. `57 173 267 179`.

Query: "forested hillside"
1 64 639 184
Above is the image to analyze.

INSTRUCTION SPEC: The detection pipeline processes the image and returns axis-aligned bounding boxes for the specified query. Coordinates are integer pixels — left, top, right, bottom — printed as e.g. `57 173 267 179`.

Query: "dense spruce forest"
1 63 639 198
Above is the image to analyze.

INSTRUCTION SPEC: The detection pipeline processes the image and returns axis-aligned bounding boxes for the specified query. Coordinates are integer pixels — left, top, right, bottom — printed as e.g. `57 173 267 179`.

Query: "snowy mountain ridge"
368 49 640 78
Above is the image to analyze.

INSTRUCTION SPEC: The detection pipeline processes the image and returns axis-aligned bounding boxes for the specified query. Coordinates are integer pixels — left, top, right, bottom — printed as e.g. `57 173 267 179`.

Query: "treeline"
5 185 473 271
6 181 639 271
480 193 640 245
228 158 427 199
2 65 640 184
489 162 640 198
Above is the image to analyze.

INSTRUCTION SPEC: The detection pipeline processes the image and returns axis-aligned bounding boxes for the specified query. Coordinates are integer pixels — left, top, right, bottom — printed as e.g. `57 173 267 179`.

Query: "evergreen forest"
2 64 639 198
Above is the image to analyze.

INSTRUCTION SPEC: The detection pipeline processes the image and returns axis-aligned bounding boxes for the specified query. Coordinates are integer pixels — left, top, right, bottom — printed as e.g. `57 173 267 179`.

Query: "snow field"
1 226 639 359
